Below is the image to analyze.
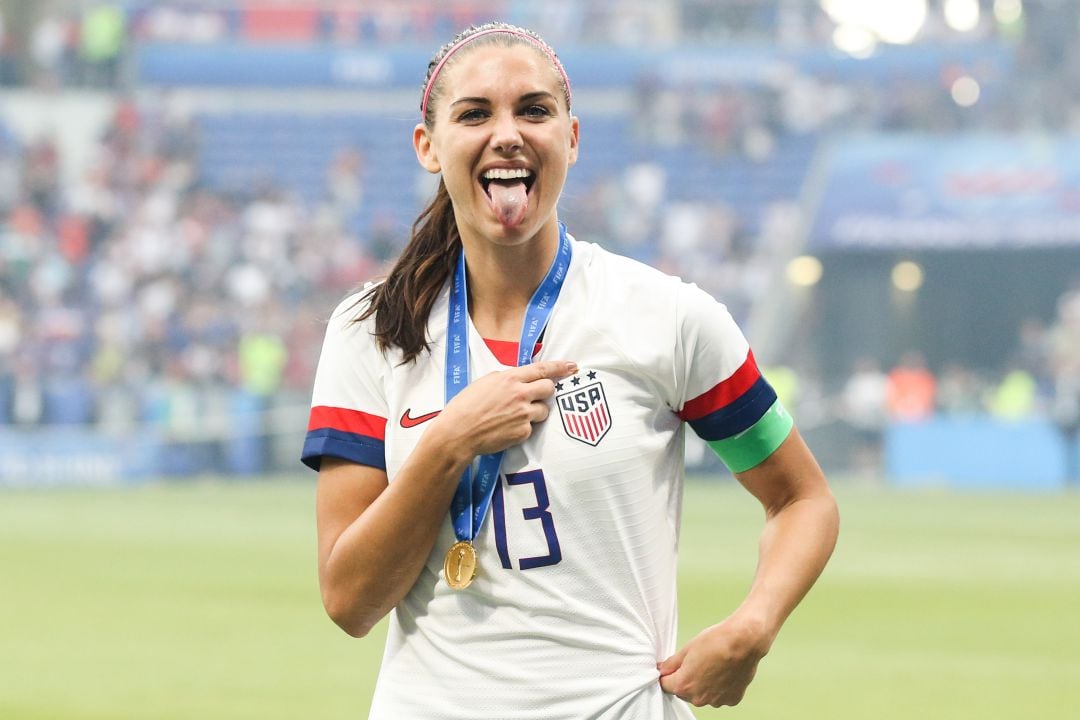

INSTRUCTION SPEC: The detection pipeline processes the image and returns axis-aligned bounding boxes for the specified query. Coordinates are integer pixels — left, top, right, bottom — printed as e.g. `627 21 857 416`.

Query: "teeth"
482 168 532 181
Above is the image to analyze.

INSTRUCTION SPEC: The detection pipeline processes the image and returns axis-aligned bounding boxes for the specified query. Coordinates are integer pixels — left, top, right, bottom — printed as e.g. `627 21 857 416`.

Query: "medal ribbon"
445 224 572 544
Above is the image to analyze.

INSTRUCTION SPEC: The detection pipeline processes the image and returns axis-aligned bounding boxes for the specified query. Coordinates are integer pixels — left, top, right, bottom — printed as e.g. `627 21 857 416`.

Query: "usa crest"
556 375 611 446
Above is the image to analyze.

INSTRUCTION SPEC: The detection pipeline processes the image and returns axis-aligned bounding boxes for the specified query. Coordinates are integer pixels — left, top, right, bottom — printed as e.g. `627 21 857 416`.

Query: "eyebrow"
449 91 559 107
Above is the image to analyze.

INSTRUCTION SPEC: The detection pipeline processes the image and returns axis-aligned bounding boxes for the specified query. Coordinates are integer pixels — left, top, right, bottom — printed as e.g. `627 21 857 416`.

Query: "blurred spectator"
841 356 889 472
325 146 365 224
9 353 44 426
763 363 800 413
936 363 984 417
937 362 989 418
0 124 19 212
886 351 937 422
986 367 1038 421
1014 317 1051 386
238 322 287 399
1048 280 1080 482
30 11 76 88
23 137 61 218
0 7 14 86
79 4 127 87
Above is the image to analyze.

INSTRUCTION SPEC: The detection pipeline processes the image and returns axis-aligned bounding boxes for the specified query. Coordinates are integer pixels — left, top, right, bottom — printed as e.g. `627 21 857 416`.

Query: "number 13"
491 469 562 570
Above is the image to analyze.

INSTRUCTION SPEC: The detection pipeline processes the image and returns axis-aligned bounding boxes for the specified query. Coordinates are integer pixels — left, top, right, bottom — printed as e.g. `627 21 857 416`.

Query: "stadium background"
1 1 1078 718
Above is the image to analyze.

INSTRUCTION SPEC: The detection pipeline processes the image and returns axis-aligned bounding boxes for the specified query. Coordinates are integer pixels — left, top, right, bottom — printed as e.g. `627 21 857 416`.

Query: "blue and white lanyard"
445 224 572 544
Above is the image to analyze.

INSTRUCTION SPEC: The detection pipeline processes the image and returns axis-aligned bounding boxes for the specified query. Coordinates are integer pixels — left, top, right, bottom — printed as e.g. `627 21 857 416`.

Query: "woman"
303 22 838 719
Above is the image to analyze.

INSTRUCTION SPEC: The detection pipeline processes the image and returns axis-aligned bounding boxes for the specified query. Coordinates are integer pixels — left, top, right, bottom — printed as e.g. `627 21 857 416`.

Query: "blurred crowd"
3 1 1078 115
766 287 1080 473
1 0 710 86
0 0 785 70
1 1 1080 478
4 1 1079 145
0 100 369 474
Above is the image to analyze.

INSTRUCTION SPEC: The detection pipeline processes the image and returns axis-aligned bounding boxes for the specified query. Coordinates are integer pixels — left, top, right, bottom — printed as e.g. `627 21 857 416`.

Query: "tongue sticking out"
486 180 528 228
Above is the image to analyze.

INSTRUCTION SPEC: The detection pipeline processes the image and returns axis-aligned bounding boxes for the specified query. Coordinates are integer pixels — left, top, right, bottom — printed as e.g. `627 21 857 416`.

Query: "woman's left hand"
659 428 837 708
657 613 773 708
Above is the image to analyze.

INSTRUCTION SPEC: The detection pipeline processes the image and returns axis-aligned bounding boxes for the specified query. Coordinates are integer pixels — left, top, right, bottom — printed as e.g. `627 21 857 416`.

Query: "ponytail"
356 179 460 364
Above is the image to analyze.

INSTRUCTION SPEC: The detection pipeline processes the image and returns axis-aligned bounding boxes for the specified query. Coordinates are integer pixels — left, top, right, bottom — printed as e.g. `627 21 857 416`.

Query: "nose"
489 110 523 154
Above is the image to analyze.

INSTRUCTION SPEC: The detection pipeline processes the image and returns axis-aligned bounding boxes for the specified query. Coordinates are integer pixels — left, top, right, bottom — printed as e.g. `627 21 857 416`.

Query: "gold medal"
443 540 478 590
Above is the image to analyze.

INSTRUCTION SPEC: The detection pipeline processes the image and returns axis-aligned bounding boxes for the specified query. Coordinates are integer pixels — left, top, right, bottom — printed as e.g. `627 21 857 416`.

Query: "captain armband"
707 400 794 474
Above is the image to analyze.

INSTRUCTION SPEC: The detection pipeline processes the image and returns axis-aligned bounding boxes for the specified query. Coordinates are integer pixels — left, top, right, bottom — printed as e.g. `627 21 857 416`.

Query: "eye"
522 104 553 119
456 108 489 122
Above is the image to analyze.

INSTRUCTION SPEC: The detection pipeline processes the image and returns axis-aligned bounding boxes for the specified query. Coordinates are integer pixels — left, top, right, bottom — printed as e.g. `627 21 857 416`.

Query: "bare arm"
659 427 839 707
315 360 577 637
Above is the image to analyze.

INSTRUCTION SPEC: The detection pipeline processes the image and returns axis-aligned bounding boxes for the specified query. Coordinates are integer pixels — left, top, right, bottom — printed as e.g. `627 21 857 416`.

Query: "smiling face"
413 43 579 248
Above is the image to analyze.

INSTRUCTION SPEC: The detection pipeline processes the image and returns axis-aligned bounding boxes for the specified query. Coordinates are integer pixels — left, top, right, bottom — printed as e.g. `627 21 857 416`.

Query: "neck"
461 222 561 341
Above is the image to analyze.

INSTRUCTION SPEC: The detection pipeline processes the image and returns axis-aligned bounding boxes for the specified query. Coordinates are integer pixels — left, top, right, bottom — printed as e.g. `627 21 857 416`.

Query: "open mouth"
479 168 536 197
479 168 536 227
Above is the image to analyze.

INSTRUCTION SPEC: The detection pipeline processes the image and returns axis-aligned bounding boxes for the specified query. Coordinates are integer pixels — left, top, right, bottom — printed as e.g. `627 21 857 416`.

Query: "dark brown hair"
355 23 570 363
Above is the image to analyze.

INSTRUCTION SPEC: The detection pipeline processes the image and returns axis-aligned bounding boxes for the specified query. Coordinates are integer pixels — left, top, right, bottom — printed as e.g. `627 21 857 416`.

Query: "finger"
657 647 687 677
529 399 551 423
517 360 577 382
523 378 557 402
658 669 684 697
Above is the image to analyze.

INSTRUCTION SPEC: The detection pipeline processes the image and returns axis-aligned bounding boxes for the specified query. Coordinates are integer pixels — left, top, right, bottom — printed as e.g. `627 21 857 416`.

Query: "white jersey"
303 238 791 720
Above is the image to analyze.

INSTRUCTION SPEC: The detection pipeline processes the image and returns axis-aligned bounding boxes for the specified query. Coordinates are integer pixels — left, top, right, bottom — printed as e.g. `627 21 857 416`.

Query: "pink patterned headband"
421 28 573 120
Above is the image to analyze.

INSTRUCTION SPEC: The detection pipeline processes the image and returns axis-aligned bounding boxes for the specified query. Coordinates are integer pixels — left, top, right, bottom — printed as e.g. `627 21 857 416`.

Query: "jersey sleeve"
673 283 793 473
301 293 389 472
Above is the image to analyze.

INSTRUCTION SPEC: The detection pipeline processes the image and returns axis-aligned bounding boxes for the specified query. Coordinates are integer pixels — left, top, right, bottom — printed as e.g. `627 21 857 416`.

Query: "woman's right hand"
317 358 577 636
434 360 577 458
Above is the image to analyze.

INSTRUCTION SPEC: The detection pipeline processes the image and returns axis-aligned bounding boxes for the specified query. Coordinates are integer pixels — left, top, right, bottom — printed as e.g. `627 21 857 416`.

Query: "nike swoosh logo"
400 409 442 428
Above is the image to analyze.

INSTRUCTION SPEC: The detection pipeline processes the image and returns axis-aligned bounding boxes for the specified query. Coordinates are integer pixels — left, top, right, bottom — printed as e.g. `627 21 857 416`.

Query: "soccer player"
303 22 839 719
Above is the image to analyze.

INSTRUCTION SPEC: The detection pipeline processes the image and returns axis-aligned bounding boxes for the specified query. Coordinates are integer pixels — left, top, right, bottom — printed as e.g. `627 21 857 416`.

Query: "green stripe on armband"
707 400 794 474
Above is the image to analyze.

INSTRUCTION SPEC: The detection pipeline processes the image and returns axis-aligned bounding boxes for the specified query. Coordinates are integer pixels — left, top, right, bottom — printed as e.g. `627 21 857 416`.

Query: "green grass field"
2 478 1078 719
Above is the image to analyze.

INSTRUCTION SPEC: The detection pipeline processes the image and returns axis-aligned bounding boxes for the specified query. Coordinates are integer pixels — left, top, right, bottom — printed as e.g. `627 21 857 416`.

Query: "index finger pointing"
517 360 578 382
